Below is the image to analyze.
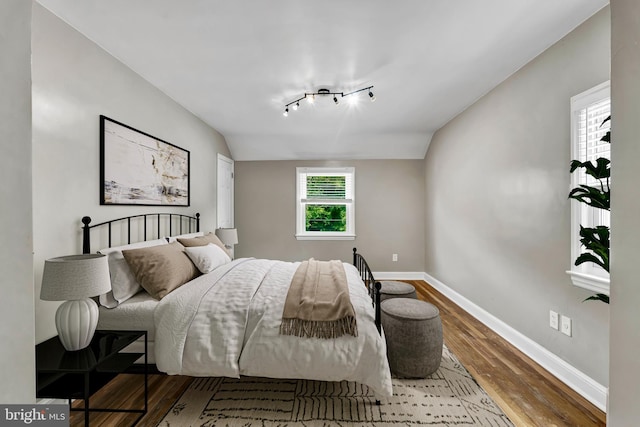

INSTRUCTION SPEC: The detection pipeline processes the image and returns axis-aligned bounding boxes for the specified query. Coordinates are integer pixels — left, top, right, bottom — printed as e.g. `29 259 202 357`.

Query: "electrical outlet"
549 310 559 330
392 254 398 262
561 315 572 337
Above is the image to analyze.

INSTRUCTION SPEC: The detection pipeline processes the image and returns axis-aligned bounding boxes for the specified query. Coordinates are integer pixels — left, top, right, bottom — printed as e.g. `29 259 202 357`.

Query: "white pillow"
184 243 232 274
98 238 168 308
166 231 204 243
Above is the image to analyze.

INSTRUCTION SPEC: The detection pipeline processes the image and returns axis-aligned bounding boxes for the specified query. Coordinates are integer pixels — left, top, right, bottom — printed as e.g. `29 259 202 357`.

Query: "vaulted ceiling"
37 0 607 160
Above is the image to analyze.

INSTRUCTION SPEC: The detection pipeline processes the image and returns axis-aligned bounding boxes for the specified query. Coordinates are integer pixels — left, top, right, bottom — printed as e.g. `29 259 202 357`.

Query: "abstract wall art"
100 115 190 206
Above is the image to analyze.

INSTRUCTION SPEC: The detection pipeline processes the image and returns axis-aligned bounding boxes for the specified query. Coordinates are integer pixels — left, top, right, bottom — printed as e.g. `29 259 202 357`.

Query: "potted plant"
568 116 610 304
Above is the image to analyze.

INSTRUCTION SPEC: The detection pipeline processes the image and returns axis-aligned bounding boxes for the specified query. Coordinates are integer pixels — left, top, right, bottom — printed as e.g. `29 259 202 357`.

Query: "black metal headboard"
82 213 200 254
353 247 382 334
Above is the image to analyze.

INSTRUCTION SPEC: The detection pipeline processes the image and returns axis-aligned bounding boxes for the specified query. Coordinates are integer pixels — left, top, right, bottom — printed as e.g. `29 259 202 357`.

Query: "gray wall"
0 0 35 404
423 8 610 386
235 160 425 271
609 0 640 423
32 4 231 343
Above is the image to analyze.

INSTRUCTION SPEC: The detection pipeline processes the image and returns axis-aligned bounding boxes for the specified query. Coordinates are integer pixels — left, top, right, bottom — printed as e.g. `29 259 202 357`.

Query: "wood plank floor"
70 279 606 426
69 373 192 427
408 279 606 427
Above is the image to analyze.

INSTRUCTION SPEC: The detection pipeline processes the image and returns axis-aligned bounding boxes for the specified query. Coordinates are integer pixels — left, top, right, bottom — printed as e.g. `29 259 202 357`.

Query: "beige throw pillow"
98 238 168 308
177 232 231 257
122 241 200 300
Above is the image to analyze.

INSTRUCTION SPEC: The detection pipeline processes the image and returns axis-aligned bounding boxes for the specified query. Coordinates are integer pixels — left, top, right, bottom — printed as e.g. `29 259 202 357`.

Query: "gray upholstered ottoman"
379 280 417 301
381 298 443 378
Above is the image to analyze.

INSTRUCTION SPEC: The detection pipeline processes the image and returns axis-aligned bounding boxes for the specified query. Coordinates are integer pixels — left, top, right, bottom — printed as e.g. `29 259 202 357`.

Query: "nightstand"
36 330 147 426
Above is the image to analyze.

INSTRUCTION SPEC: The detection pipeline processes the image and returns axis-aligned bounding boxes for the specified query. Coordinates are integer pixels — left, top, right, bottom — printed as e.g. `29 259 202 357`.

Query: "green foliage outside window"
305 175 347 232
306 205 346 231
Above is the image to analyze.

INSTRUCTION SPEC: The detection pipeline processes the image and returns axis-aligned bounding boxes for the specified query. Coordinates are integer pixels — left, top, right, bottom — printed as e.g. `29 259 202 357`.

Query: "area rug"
157 345 513 426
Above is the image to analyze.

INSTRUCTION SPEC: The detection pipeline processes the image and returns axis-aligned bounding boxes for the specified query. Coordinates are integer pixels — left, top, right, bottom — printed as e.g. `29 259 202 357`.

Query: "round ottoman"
379 280 417 301
381 298 443 378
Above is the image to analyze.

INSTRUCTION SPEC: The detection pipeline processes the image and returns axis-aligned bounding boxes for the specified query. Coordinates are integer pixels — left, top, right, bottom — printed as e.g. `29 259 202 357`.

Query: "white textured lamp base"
55 298 99 351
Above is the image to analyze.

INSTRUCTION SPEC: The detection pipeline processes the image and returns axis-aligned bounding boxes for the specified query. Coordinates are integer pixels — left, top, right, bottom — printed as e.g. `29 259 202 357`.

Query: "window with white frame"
568 81 610 294
296 167 355 240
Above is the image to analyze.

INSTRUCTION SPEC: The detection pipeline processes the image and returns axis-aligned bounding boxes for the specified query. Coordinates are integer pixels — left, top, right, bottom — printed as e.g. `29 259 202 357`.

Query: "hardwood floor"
69 373 192 426
408 279 606 426
70 279 606 426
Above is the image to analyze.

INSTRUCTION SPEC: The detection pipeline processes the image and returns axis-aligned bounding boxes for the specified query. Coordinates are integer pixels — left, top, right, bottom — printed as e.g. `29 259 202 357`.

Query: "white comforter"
154 258 393 398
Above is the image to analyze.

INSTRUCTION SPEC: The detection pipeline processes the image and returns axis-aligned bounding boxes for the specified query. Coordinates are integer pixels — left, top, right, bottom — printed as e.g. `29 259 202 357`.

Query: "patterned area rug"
158 345 513 426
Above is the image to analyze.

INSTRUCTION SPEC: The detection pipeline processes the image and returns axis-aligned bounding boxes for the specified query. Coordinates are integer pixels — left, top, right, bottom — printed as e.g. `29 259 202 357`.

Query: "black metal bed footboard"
352 248 382 334
82 213 200 254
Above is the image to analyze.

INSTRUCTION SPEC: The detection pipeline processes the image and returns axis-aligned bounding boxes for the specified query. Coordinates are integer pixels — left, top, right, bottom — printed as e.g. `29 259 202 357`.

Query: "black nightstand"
36 330 147 426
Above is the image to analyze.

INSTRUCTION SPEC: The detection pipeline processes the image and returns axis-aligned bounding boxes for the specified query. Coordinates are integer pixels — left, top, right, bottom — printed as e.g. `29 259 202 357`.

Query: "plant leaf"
576 225 610 272
569 159 582 173
584 294 610 304
568 185 610 210
575 253 607 271
569 158 610 179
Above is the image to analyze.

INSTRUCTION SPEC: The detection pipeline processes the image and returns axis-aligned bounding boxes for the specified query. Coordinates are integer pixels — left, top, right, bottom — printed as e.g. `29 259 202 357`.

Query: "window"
296 167 355 240
568 81 610 294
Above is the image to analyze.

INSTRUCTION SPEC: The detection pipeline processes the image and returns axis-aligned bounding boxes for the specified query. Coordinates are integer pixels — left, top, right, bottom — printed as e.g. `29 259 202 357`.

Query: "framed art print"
100 115 190 206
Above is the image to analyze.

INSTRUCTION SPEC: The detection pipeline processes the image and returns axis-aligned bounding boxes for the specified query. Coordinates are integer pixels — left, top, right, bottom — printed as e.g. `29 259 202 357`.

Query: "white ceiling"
36 0 607 161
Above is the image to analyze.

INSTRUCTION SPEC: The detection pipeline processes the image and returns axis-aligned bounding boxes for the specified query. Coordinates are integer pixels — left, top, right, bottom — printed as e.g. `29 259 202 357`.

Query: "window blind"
577 98 610 187
299 170 353 204
577 98 610 229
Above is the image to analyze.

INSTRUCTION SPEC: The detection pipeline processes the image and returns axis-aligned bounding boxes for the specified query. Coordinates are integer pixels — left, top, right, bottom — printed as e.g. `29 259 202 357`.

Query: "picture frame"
100 115 190 206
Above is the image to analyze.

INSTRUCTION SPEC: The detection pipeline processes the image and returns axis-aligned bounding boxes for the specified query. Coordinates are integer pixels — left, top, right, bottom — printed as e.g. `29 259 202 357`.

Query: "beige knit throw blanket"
280 259 358 339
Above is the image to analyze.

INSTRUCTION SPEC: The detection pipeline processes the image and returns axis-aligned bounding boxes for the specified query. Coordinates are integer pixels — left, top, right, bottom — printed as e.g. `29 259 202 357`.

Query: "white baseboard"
373 270 608 412
422 272 607 413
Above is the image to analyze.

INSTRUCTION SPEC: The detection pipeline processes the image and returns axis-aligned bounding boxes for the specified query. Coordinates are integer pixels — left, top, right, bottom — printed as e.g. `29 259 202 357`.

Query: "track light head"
369 91 376 102
292 102 299 111
283 108 289 117
333 95 339 105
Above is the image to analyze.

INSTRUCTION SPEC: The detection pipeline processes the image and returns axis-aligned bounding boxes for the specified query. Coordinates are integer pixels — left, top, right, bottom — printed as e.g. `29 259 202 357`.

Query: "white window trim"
567 81 610 294
295 167 355 241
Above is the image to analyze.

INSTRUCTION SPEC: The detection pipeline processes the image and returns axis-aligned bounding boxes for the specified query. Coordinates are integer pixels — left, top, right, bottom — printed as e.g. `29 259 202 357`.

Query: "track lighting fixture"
283 85 374 117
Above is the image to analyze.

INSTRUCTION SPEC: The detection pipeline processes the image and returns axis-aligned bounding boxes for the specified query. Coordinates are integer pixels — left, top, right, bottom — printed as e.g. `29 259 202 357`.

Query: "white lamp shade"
55 298 99 351
41 254 111 301
215 228 238 246
41 254 111 351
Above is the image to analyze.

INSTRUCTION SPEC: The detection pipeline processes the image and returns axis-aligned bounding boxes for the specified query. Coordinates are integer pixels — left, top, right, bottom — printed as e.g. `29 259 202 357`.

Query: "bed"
81 213 392 398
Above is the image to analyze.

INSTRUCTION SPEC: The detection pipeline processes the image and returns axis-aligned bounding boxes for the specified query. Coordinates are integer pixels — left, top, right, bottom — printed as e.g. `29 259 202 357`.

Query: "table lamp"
40 254 111 351
215 228 238 250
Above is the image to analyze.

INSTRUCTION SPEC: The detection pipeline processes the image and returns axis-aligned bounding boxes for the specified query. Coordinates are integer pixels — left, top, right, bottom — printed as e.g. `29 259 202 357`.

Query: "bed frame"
353 248 382 334
81 213 200 254
80 213 382 332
